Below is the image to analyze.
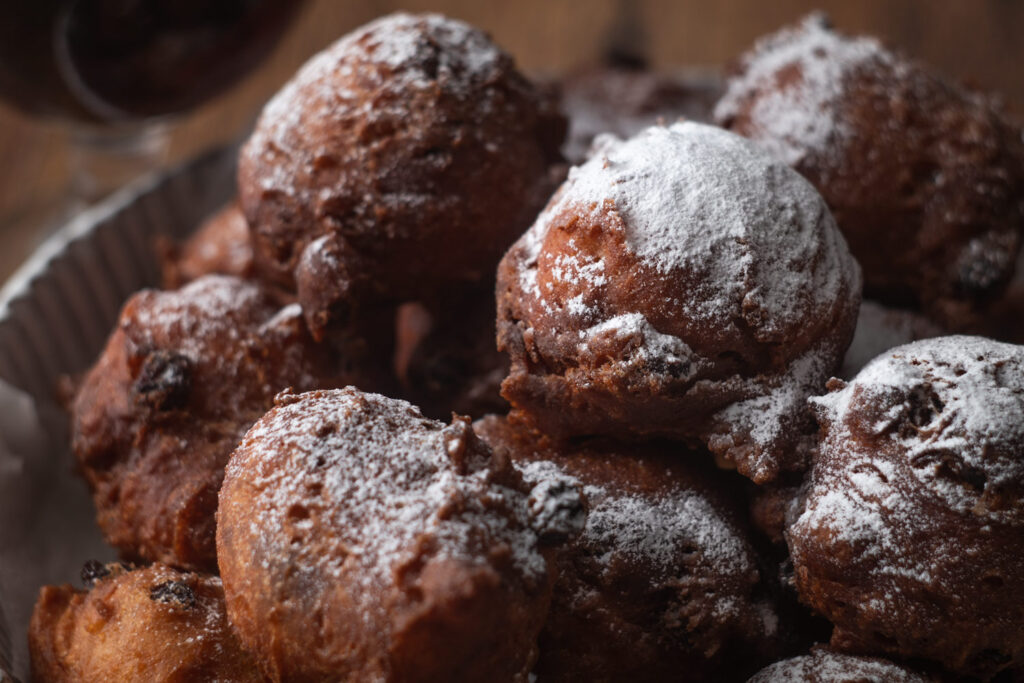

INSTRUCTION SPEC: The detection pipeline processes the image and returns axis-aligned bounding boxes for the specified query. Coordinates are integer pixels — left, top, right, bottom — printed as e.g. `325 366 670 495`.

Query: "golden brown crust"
70 275 353 571
161 202 254 289
237 13 565 339
474 414 780 681
716 14 1024 329
790 336 1024 679
217 388 560 682
496 122 860 483
28 563 261 682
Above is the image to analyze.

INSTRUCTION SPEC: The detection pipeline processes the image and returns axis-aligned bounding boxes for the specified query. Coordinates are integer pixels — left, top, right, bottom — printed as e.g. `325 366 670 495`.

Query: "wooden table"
2 0 1022 281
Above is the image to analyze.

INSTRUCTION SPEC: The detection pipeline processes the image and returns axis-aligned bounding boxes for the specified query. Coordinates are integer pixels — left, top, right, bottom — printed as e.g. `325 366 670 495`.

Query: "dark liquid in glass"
0 0 304 123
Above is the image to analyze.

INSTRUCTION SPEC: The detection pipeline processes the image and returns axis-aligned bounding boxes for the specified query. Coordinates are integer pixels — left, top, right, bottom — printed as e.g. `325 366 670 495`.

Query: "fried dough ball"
161 202 254 289
474 415 779 681
217 388 574 682
748 647 934 683
29 562 260 682
238 12 565 339
791 336 1024 679
715 14 1024 328
71 275 353 572
496 121 861 483
558 65 721 164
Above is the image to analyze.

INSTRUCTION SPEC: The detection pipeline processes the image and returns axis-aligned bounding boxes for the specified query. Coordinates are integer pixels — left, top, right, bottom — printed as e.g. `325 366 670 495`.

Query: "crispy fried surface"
237 13 564 340
217 388 561 682
71 275 354 571
791 337 1024 678
475 415 780 681
496 122 860 483
716 15 1024 329
29 563 261 683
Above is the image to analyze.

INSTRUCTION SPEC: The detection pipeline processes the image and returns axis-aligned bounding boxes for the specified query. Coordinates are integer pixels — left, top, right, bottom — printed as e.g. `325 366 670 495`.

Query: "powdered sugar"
788 336 1024 661
714 13 894 165
250 13 503 155
751 649 930 682
579 313 701 380
129 275 267 360
245 12 508 205
794 457 935 584
517 459 752 583
549 250 608 289
583 488 749 579
710 344 829 472
534 121 856 341
502 121 860 482
361 13 502 80
232 389 546 599
813 336 1024 523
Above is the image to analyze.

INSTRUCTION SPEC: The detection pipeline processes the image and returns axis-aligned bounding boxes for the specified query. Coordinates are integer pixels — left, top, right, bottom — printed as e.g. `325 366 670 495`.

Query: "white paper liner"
0 145 236 681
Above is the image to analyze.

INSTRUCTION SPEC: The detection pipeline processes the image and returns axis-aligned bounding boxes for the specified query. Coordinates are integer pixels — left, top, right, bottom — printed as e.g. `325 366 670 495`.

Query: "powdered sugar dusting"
787 336 1024 645
813 336 1024 523
130 275 267 360
515 197 574 311
794 455 935 585
710 343 830 471
714 13 894 165
541 121 855 340
233 389 546 598
550 249 608 289
517 459 752 583
578 312 703 381
249 12 503 165
503 121 859 481
750 649 930 682
362 13 502 79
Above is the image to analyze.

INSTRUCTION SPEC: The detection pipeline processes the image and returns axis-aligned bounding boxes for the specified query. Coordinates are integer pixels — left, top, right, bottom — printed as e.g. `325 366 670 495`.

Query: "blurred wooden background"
1 0 1023 279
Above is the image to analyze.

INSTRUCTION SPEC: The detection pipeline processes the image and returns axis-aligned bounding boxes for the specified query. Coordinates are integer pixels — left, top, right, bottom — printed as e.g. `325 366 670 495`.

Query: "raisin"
149 580 196 608
135 350 192 411
80 559 109 586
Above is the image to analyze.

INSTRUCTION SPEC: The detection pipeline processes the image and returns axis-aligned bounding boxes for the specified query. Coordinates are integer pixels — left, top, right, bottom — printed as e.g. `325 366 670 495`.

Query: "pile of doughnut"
26 11 1024 682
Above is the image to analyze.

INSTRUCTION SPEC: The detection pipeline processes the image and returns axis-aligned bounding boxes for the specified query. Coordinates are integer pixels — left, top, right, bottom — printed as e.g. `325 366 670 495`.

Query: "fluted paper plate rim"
0 143 238 682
